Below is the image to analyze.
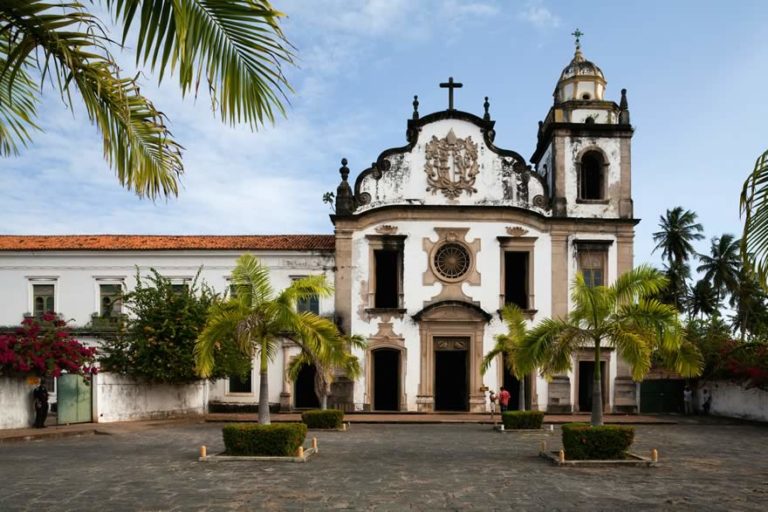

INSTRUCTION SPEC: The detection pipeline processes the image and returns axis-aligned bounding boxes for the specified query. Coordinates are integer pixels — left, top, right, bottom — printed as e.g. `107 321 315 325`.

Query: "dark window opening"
579 152 604 200
504 252 528 309
99 284 122 317
374 249 400 308
229 371 252 393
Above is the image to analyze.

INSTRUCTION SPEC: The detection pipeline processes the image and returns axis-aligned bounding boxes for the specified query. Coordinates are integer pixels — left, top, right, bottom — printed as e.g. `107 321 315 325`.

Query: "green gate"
640 379 685 414
57 374 92 424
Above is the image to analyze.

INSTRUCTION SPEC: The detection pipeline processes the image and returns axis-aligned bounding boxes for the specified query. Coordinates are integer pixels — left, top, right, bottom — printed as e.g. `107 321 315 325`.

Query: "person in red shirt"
498 386 511 412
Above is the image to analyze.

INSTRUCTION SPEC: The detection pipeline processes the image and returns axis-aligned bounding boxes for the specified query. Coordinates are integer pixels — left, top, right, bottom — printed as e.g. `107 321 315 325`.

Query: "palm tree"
195 254 339 424
287 334 365 410
652 207 704 264
481 305 528 411
728 267 768 340
686 279 718 320
1 1 293 198
660 259 691 312
515 265 702 426
697 234 741 308
741 148 768 283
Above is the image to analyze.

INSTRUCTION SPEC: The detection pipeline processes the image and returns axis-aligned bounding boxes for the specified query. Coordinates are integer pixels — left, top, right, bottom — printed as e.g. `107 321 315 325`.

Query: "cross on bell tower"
439 76 463 110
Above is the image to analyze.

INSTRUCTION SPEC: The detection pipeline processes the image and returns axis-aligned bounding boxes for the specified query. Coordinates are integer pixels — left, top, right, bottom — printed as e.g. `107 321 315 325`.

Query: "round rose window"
434 243 470 280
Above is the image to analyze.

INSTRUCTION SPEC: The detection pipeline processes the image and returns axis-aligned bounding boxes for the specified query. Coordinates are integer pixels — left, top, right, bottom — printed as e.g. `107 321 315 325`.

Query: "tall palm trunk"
314 368 328 410
518 376 526 411
591 341 603 426
258 350 270 424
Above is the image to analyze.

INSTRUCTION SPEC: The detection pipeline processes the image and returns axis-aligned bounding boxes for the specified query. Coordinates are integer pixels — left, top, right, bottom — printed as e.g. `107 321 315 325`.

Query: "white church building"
0 42 638 415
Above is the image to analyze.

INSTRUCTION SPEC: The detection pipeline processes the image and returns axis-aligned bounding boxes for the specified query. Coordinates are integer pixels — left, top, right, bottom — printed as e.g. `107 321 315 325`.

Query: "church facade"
0 43 638 414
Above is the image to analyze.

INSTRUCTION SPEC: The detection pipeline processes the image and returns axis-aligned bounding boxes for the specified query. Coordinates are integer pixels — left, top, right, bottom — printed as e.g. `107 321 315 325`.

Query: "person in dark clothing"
33 381 49 428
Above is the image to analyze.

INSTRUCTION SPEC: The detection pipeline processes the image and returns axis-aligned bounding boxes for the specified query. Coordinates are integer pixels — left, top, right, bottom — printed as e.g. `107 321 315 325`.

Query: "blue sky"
2 0 768 268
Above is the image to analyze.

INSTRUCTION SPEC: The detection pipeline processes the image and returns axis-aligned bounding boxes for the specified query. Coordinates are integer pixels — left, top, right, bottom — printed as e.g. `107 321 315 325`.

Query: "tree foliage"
99 268 245 383
515 265 702 426
196 254 344 424
0 1 294 198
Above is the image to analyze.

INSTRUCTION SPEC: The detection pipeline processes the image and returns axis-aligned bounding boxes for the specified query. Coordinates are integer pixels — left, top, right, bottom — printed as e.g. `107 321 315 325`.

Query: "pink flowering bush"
0 314 98 380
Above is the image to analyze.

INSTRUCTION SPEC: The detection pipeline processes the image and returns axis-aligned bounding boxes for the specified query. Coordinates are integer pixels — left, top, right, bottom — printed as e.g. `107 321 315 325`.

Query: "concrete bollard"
558 450 565 463
549 424 554 431
651 449 658 462
297 446 304 458
199 445 207 458
312 437 318 452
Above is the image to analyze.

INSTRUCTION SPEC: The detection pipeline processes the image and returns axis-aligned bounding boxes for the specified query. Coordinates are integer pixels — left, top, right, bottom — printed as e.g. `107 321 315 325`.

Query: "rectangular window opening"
504 252 529 309
33 284 55 317
229 371 253 394
374 249 400 309
577 245 608 288
99 284 122 318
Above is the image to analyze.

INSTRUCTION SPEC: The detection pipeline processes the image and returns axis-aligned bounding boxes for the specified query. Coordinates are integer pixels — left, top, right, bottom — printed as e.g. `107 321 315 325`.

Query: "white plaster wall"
699 380 768 422
93 372 205 422
357 119 548 215
0 250 333 407
0 376 34 429
0 250 335 326
568 109 615 124
564 136 622 219
348 219 553 411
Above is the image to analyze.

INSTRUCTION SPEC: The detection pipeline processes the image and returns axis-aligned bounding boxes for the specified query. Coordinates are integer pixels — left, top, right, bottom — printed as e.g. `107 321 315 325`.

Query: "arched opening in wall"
579 151 605 200
373 348 400 411
294 363 320 409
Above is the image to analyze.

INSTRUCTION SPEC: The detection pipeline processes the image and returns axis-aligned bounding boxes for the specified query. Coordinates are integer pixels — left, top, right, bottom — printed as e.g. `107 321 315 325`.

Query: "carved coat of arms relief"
424 128 480 199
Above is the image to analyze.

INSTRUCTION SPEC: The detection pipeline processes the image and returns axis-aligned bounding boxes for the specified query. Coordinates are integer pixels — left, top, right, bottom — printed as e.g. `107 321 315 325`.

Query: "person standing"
33 380 49 428
499 386 511 413
701 388 712 415
683 385 693 415
488 390 497 420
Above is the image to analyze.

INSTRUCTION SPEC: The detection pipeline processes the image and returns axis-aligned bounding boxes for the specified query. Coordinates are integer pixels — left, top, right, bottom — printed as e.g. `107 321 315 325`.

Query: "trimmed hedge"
222 423 307 456
501 410 545 429
561 423 635 460
301 409 345 429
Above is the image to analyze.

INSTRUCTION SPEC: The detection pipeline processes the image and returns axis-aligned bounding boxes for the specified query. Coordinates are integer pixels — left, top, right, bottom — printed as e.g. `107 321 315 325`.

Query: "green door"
640 379 685 414
57 374 92 424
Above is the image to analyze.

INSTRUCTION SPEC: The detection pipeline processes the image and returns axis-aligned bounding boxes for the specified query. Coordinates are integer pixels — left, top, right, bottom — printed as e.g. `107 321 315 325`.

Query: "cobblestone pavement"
1 421 766 511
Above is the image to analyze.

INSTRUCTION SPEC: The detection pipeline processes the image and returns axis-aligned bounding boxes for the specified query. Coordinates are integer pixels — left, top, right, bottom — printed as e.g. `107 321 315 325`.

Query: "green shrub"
222 423 307 456
561 423 635 460
301 409 344 429
501 411 545 429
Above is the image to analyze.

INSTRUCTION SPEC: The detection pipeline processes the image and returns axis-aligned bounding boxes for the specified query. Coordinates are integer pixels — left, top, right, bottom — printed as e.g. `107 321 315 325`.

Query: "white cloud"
518 1 561 29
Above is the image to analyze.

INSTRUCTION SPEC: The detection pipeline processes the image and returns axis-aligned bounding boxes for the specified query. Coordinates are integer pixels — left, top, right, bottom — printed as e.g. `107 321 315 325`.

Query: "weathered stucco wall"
93 373 206 423
699 380 768 423
0 376 34 429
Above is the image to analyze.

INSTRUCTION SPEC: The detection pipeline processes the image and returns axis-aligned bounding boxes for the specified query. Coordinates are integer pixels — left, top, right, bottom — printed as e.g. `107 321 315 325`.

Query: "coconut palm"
195 254 339 424
729 267 768 340
0 1 293 198
697 234 741 308
287 334 366 410
652 207 704 265
515 265 702 426
481 304 528 411
660 259 691 312
686 279 718 320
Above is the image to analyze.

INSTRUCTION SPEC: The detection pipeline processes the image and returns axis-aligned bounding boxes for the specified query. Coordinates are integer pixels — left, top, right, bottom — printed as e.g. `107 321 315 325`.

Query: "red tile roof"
0 235 335 252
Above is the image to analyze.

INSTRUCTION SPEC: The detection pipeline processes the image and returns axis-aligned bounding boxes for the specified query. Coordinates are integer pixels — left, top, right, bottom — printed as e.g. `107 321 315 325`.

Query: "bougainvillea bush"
0 314 98 379
717 339 768 390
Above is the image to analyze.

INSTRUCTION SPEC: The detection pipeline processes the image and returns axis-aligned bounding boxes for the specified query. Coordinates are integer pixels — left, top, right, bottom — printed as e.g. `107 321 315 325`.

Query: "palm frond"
105 0 294 128
611 264 668 306
195 300 246 377
517 318 586 377
230 253 273 306
1 0 183 198
742 148 768 284
0 32 38 155
607 327 651 380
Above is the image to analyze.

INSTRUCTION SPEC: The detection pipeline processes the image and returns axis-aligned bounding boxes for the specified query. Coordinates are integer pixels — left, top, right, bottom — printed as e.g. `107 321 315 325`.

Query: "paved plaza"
1 420 767 511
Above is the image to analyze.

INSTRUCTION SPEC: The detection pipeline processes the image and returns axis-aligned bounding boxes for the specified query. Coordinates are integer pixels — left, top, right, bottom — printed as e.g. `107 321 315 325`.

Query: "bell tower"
530 30 634 220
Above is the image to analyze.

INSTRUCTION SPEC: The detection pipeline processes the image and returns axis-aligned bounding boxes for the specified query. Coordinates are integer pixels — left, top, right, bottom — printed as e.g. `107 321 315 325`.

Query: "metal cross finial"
571 28 584 49
439 77 463 110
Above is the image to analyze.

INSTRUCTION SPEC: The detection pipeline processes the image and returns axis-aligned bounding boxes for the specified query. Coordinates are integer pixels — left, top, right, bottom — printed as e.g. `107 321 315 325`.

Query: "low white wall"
699 380 768 423
93 373 206 423
0 376 34 429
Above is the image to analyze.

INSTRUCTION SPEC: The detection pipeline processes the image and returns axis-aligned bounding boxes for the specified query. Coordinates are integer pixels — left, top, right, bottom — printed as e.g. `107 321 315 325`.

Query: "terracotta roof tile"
0 235 335 252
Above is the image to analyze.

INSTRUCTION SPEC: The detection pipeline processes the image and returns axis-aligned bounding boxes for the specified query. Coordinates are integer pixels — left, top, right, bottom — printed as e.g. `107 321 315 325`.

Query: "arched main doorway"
373 348 400 411
294 363 320 409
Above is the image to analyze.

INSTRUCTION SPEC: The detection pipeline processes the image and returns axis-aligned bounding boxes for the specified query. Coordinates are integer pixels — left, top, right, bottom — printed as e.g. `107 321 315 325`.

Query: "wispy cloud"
518 1 561 29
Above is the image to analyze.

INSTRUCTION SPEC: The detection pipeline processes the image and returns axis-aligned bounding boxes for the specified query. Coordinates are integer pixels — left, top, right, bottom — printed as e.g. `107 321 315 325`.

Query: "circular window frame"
431 242 472 283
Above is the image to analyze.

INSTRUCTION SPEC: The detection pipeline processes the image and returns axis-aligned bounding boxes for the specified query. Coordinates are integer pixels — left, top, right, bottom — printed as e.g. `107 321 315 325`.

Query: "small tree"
195 254 343 424
100 269 242 383
481 305 528 411
0 314 98 379
516 265 702 426
287 334 365 410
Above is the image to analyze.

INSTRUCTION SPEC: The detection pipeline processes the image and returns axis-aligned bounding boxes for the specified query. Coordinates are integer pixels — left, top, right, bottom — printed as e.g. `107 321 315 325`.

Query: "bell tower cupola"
554 29 606 104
